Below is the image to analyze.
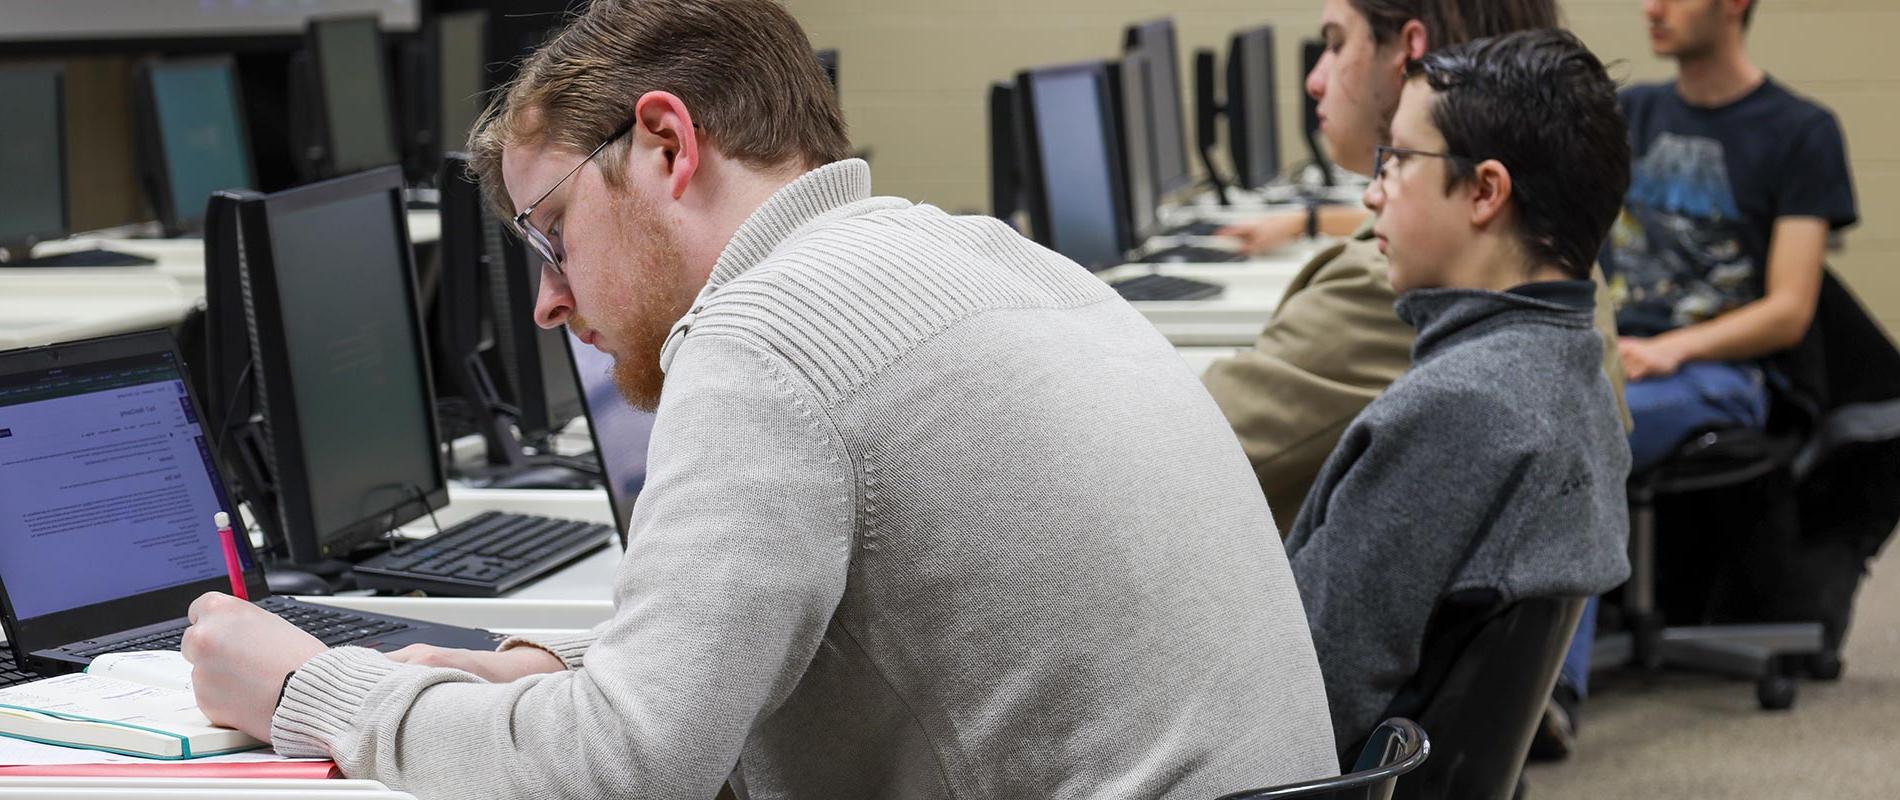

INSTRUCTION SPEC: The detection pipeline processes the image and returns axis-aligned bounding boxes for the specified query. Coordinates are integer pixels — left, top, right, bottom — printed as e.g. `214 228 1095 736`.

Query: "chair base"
1593 622 1824 710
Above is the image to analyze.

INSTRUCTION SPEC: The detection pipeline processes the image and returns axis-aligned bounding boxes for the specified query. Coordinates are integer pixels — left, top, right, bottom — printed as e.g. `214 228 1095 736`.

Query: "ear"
1467 159 1514 228
1398 19 1430 64
632 91 701 200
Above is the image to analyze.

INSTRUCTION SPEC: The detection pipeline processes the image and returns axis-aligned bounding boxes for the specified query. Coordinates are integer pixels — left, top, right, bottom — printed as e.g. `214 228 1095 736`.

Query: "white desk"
0 211 442 349
0 778 415 799
0 274 197 350
1093 238 1320 348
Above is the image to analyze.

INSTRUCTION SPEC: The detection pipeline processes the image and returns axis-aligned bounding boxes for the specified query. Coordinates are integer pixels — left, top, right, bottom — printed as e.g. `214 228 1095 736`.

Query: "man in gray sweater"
1284 29 1635 750
180 1 1338 797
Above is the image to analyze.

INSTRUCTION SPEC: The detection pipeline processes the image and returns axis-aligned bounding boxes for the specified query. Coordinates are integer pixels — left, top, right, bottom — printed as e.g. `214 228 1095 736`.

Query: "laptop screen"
0 335 256 651
566 331 654 545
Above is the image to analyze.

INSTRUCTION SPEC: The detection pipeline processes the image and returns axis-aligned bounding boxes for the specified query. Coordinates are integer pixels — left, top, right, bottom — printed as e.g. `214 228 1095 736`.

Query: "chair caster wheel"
1804 650 1843 681
1758 674 1797 710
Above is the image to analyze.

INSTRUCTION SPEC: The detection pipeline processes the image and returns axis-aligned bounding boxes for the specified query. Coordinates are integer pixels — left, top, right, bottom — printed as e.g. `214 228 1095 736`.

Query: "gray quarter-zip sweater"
1284 281 1632 748
270 160 1339 799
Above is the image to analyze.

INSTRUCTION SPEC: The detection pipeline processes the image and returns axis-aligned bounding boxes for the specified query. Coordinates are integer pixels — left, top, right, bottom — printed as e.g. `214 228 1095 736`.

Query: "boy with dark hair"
1283 27 1633 749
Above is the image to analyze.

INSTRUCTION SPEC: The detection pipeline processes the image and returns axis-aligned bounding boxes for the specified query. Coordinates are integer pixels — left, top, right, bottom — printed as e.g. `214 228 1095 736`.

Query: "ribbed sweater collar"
708 158 873 289
1396 280 1596 363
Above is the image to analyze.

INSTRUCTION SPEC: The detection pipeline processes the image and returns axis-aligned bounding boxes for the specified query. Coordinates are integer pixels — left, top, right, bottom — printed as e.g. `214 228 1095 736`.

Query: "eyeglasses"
1372 144 1473 183
510 120 636 275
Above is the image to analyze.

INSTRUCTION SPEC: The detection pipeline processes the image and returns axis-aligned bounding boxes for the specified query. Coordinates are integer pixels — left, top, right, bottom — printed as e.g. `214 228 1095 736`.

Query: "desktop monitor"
133 57 257 236
1123 19 1193 201
565 332 656 546
436 11 489 160
303 15 401 178
493 235 584 447
1117 50 1160 241
0 65 67 254
815 49 840 99
1227 26 1280 191
986 82 1022 222
1014 61 1131 271
233 167 447 563
404 10 489 181
1300 38 1335 187
435 152 524 468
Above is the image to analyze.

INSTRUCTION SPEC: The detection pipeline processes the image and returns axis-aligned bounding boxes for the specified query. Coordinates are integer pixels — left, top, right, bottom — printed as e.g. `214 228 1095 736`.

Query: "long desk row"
0 209 1329 352
0 211 442 351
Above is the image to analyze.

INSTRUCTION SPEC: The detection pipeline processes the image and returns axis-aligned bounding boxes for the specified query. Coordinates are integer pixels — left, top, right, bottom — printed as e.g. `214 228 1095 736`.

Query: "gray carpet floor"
1523 542 1900 798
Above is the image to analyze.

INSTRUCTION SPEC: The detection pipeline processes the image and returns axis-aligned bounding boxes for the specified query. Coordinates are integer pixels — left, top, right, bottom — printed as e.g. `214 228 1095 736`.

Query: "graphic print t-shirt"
1601 78 1857 336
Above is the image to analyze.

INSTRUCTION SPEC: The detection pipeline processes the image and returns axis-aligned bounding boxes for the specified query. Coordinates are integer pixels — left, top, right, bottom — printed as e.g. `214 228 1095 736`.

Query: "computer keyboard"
352 511 613 597
1109 273 1224 302
1139 244 1245 264
60 597 413 659
1158 220 1227 237
2 249 157 268
0 649 36 688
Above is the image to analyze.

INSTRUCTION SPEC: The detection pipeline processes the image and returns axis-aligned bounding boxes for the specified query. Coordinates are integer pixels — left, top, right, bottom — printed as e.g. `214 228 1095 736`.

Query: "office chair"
1383 596 1585 800
1215 718 1429 800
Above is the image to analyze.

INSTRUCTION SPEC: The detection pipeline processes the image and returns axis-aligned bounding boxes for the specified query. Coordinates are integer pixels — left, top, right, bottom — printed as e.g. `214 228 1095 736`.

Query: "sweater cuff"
498 631 594 670
269 647 402 759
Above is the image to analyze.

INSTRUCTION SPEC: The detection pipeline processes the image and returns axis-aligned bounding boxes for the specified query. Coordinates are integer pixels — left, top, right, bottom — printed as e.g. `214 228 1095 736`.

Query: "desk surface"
0 211 441 350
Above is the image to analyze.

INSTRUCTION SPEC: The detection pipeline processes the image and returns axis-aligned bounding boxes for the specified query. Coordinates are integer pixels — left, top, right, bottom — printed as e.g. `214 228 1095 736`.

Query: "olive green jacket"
1202 225 1631 534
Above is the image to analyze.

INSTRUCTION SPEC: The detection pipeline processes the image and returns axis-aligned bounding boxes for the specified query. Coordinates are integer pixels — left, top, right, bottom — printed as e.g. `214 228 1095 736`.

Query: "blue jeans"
1558 361 1769 698
1625 361 1770 472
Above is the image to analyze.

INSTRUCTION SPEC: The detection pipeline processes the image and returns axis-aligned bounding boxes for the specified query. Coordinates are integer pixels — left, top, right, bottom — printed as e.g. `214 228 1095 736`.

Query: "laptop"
0 330 502 675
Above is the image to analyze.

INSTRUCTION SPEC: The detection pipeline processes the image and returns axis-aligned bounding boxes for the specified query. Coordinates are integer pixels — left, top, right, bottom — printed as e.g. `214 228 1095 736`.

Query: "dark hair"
1348 0 1560 48
1405 29 1631 280
1744 0 1759 29
468 0 851 221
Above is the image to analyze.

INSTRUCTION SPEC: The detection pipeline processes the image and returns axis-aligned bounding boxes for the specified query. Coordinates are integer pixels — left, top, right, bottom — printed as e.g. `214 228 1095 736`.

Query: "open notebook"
0 651 260 760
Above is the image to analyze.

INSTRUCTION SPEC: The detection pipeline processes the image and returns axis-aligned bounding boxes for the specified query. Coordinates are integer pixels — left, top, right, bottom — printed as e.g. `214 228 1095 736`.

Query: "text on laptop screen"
0 353 242 621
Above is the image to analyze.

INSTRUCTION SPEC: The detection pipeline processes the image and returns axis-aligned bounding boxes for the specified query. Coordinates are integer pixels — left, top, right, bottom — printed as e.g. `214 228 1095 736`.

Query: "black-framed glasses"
510 120 637 275
1372 144 1473 182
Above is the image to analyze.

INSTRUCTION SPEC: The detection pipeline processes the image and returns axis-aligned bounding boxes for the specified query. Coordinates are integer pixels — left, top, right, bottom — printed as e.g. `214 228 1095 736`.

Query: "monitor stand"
0 245 156 268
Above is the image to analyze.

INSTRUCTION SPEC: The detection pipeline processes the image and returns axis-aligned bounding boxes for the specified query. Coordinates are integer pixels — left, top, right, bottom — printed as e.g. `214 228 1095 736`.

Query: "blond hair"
466 0 850 220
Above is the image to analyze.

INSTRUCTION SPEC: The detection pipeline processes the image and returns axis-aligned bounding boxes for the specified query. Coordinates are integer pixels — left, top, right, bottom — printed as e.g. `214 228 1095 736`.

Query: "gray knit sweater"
270 160 1338 799
1283 281 1632 749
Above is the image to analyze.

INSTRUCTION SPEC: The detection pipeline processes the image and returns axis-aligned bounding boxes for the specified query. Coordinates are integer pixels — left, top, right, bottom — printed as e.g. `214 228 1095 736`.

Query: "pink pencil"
215 511 248 601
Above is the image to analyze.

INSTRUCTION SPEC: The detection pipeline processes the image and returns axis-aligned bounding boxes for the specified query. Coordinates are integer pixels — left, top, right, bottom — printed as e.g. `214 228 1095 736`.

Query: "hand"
1618 336 1687 381
384 643 565 682
1217 211 1307 256
181 593 327 741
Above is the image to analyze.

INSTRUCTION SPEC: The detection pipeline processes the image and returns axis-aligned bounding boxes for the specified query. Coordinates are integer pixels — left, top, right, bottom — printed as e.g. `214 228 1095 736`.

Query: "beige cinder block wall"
786 0 1900 332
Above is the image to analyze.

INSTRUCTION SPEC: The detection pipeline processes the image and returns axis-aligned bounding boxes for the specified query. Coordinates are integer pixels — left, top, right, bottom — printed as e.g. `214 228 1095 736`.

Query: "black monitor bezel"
428 10 490 173
132 55 258 237
1123 18 1194 202
0 64 70 251
495 236 583 443
985 81 1021 222
237 166 448 563
1014 60 1133 272
304 14 402 179
0 330 270 665
1227 26 1280 191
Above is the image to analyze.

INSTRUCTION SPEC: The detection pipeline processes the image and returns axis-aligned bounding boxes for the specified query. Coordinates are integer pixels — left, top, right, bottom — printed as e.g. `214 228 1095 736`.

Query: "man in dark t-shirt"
1601 0 1857 472
1546 0 1858 759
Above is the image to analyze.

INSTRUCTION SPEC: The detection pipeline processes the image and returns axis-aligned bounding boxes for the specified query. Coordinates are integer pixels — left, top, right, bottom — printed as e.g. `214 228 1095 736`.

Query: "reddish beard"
586 191 692 413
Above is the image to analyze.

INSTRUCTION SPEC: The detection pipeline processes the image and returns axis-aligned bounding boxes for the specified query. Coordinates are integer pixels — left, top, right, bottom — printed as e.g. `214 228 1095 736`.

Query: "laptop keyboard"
1109 273 1224 302
352 511 612 597
0 650 34 688
63 597 412 659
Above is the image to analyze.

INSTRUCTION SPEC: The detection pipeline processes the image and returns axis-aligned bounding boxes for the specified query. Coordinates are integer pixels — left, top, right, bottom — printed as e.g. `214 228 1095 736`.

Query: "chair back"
1395 596 1585 800
1214 718 1429 800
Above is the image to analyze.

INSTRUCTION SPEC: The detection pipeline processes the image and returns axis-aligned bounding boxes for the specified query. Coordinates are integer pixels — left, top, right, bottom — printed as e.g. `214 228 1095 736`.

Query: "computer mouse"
265 568 334 597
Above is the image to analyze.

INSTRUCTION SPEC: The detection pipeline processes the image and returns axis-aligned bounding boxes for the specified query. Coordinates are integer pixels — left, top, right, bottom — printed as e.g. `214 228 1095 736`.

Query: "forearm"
1653 296 1809 363
1316 205 1371 238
